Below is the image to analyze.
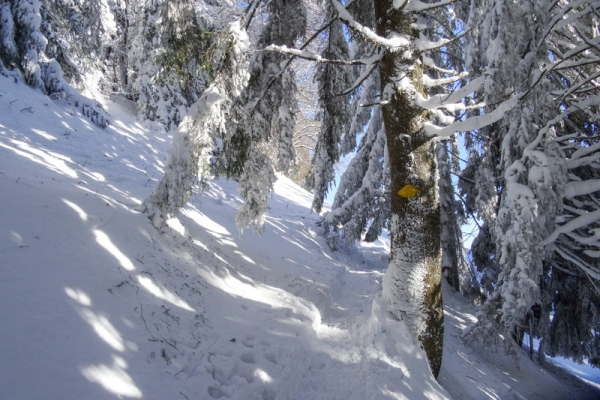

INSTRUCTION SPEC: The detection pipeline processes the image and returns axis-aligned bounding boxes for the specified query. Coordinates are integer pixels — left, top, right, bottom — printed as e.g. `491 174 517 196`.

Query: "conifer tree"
219 0 307 232
0 0 109 127
461 0 600 364
140 19 251 229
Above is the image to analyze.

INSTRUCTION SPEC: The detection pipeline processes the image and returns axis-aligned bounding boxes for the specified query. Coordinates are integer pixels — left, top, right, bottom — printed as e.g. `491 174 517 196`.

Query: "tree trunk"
374 2 444 378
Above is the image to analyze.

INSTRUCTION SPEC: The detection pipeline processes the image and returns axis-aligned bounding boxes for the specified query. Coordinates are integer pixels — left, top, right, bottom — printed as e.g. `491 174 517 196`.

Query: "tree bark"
374 1 444 378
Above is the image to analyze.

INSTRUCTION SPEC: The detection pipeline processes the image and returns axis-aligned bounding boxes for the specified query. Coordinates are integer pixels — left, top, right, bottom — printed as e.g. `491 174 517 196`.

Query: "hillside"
0 75 598 399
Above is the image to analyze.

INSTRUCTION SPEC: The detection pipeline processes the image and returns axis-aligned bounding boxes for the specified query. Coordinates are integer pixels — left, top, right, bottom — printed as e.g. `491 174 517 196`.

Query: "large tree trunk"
374 2 444 378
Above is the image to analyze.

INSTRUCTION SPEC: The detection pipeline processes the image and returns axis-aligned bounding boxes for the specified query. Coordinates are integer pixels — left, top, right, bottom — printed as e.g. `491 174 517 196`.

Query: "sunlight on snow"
195 266 345 342
81 355 142 398
192 239 209 251
9 231 24 246
0 138 77 178
183 209 231 236
166 217 186 236
31 128 57 141
234 250 256 265
136 275 195 312
62 199 89 222
64 287 92 306
254 368 273 383
112 119 146 139
79 309 126 352
82 170 106 182
93 229 135 271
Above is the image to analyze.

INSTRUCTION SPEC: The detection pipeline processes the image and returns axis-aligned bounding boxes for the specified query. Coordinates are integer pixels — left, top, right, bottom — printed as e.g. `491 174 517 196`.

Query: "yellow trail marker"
398 184 420 199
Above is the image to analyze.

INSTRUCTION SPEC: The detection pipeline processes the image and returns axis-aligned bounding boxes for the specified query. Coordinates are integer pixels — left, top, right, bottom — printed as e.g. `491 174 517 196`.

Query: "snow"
1 74 599 399
332 1 410 50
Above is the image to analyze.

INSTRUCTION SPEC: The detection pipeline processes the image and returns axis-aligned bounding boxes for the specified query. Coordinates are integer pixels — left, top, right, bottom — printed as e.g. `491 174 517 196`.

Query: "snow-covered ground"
1 75 599 399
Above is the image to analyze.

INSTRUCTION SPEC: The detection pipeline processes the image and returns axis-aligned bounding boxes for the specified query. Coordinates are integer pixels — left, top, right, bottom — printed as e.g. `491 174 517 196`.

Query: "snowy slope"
0 75 598 400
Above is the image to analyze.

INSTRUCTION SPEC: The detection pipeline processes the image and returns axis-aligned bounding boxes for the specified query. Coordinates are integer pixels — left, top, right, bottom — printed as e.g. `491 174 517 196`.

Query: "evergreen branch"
423 72 469 88
244 0 262 29
554 245 600 289
265 45 381 65
453 189 487 233
450 170 473 184
548 259 580 277
247 17 338 115
334 60 380 97
526 35 600 101
536 1 598 52
414 28 471 53
542 208 600 247
574 25 600 53
557 134 600 142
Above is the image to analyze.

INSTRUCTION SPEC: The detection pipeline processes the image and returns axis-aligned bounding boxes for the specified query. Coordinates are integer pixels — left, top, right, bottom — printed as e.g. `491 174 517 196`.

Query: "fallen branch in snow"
139 304 151 334
401 368 409 380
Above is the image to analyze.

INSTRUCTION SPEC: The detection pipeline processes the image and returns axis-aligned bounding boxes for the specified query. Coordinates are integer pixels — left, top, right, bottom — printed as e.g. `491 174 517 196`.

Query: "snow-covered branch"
424 90 520 138
564 180 600 199
331 1 410 50
403 0 454 13
265 45 381 65
542 208 600 247
422 71 468 88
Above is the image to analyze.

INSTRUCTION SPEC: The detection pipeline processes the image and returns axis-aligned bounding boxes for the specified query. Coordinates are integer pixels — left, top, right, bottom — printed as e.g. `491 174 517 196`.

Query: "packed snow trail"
1 75 598 399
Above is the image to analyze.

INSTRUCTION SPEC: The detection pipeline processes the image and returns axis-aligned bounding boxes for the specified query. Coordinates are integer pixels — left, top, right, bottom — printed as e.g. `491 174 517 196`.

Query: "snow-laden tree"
437 139 479 296
267 0 524 376
539 0 600 364
320 3 474 298
39 0 110 83
0 0 109 127
461 0 600 363
10 0 46 89
287 56 322 186
128 0 188 131
216 0 306 233
0 1 18 67
139 20 251 229
140 0 309 232
459 0 565 353
541 0 600 289
321 103 389 250
306 6 353 213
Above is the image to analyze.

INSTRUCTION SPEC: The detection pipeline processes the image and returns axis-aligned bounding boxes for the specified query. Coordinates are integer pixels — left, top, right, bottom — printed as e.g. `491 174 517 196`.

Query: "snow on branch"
422 55 460 76
331 1 410 50
555 246 600 286
564 180 600 200
542 208 600 247
418 74 479 106
423 93 520 138
265 45 382 65
536 0 597 51
402 0 454 12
